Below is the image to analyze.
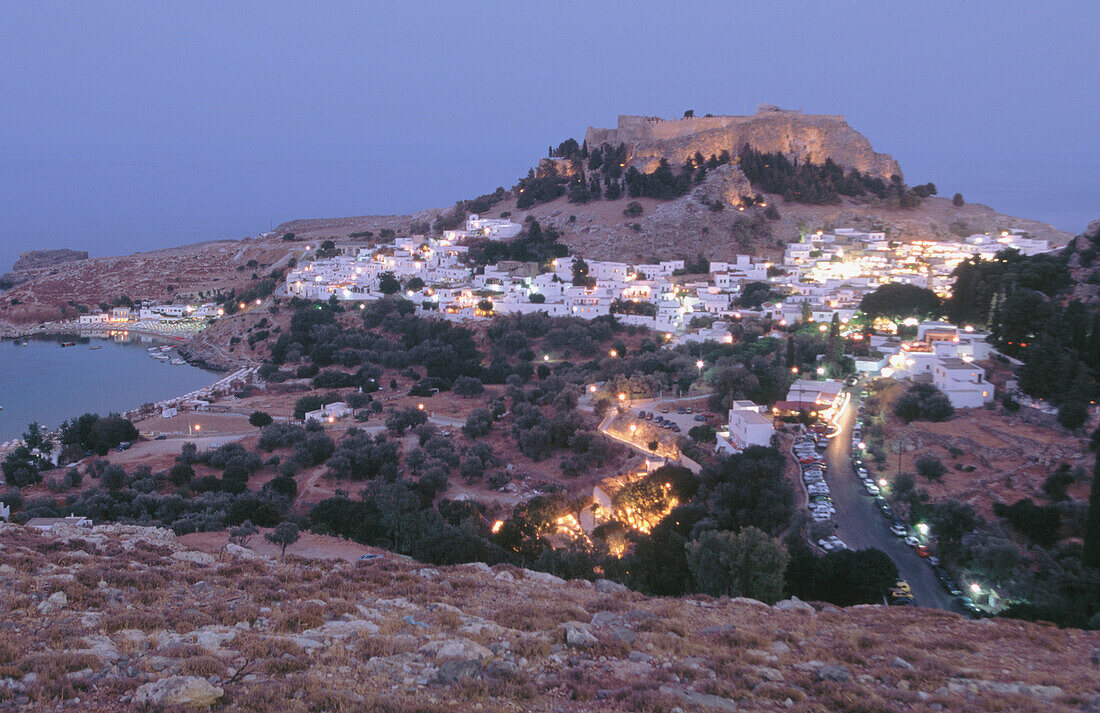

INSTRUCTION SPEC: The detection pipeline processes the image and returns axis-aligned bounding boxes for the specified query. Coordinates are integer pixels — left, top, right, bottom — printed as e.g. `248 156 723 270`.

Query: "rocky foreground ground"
0 523 1097 712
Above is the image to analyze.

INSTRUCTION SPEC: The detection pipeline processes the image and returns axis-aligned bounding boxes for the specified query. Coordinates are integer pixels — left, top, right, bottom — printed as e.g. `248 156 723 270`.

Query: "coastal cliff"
585 106 903 181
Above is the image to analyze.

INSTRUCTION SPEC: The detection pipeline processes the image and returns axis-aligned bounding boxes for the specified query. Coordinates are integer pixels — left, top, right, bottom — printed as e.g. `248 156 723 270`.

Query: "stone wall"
584 106 901 181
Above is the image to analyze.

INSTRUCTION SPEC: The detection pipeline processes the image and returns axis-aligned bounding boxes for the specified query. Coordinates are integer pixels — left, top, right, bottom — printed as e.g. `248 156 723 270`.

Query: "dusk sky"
2 1 1097 271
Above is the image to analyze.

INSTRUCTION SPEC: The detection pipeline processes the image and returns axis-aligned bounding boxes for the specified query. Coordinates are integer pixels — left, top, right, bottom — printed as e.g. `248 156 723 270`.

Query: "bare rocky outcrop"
11 249 89 272
133 676 223 709
1 522 1096 712
585 106 903 180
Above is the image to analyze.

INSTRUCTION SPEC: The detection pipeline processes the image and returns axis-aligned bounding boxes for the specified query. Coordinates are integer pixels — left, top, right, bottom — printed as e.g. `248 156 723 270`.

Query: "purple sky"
2 2 1097 271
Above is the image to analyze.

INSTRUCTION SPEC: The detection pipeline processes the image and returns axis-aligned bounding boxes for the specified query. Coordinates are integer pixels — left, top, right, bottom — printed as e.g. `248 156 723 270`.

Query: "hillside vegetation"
0 522 1097 712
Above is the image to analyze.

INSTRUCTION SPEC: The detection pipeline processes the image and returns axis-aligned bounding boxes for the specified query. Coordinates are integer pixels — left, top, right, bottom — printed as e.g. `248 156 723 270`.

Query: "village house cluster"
284 214 775 334
76 301 223 326
783 228 1050 299
283 220 1036 418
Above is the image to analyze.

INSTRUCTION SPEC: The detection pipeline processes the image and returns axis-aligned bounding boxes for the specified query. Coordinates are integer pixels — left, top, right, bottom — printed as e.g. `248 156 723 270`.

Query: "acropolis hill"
585 105 903 180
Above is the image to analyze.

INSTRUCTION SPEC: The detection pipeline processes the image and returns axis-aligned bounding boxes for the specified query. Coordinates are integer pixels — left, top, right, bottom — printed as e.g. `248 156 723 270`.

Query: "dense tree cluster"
57 413 139 459
894 383 955 423
859 283 942 321
784 542 899 605
466 220 569 266
948 247 1094 411
737 145 924 206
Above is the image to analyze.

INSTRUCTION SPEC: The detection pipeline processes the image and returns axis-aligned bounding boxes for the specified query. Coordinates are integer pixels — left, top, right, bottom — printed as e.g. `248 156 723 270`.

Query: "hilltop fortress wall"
584 105 902 181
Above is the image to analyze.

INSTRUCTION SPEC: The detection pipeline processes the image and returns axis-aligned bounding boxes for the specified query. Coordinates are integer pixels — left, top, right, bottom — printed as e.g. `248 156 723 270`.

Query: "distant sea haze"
0 335 215 442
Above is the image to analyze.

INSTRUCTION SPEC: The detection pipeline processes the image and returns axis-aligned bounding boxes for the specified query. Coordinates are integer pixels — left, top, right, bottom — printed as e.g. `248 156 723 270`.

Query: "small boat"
147 347 160 352
170 358 186 365
89 345 102 350
153 353 170 360
60 341 76 347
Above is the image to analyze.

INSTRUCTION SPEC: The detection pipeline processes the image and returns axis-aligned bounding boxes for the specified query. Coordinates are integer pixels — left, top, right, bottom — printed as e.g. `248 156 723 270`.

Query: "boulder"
890 656 914 670
134 676 223 709
594 578 628 594
815 665 850 683
522 569 566 587
731 597 770 609
221 543 265 560
773 597 815 615
171 550 216 566
563 622 598 648
419 637 492 662
37 591 67 614
590 611 622 628
436 659 482 684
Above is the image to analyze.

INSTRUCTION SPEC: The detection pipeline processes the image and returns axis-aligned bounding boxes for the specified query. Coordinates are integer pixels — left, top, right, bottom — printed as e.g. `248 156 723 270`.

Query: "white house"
726 401 775 449
304 402 352 423
26 516 91 531
932 358 994 408
466 214 522 240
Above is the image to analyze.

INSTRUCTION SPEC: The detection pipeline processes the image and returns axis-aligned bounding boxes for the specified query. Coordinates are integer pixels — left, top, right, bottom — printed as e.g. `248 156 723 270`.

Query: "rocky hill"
0 249 89 291
1059 219 1100 305
0 240 292 328
586 107 903 180
10 249 89 273
1 522 1097 712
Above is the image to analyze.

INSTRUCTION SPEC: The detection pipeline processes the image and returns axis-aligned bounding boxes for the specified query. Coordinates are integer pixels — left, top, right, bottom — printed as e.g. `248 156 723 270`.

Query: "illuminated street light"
238 302 246 309
970 583 981 595
917 523 929 537
816 367 825 376
609 349 618 358
819 324 828 332
878 478 888 488
695 359 705 371
543 355 550 362
618 393 626 402
588 384 597 394
417 403 425 411
791 366 799 374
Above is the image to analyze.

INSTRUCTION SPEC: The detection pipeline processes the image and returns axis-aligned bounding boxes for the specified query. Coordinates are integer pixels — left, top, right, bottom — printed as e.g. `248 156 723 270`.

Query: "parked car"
863 482 880 496
660 406 670 413
890 523 908 537
677 407 686 414
904 535 920 547
915 544 931 558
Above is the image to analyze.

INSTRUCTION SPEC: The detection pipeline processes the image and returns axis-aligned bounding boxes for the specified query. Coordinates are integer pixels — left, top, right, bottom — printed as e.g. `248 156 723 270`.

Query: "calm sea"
0 334 218 442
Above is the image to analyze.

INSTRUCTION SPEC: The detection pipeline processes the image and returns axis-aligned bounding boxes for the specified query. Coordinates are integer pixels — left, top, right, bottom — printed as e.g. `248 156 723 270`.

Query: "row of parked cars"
794 433 848 553
850 406 973 611
637 410 682 433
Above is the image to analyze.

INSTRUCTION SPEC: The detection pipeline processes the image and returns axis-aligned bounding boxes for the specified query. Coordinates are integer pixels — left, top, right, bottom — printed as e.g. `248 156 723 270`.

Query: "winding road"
825 390 961 612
